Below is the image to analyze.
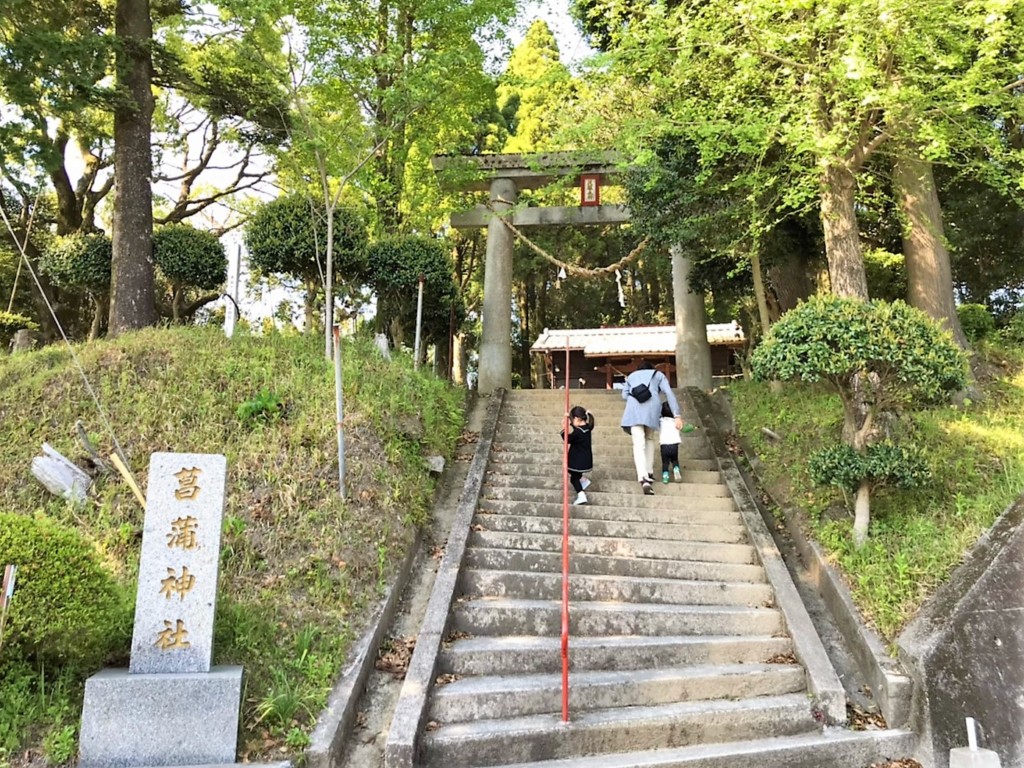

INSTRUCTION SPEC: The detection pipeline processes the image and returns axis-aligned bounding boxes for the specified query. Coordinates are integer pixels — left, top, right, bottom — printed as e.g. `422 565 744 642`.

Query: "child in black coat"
561 405 595 505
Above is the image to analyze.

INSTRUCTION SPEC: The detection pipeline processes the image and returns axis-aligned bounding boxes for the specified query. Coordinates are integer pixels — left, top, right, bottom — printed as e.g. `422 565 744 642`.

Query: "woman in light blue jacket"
620 361 683 495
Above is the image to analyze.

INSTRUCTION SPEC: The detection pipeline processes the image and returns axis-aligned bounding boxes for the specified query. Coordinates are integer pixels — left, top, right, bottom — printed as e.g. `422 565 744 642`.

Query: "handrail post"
561 340 570 722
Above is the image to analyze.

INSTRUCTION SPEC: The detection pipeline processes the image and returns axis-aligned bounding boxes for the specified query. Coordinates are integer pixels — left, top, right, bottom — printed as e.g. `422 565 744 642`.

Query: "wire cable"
0 204 134 474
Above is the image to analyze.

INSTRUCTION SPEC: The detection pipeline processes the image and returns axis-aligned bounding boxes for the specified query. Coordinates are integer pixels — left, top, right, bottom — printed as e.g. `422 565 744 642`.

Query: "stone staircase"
394 389 915 768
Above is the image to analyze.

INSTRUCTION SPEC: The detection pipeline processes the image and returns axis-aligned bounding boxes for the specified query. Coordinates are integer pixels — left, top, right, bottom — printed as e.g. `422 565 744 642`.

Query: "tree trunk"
108 0 158 335
671 246 712 389
750 247 771 339
516 280 533 388
820 163 869 300
853 479 872 548
89 292 105 342
767 251 813 320
452 332 466 387
893 152 970 349
304 280 316 333
49 133 84 235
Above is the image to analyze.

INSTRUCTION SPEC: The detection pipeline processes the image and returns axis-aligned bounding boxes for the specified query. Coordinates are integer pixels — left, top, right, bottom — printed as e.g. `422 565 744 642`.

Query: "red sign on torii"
580 174 601 206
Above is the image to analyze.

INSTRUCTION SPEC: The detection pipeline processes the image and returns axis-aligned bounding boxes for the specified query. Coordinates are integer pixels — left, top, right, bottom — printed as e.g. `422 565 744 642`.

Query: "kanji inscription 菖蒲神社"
79 452 243 768
174 467 202 500
129 453 227 674
166 516 199 550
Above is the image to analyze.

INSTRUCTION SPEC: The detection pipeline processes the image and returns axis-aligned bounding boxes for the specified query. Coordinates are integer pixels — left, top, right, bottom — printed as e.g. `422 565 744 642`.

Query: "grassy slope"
728 342 1024 641
0 326 464 763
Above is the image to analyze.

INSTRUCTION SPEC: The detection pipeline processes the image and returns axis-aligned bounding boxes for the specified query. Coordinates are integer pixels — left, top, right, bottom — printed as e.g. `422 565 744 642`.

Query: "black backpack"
629 370 658 403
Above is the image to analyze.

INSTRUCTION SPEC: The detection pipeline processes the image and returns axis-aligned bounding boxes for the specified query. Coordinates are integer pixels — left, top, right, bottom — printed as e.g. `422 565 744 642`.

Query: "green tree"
498 20 574 153
293 0 519 233
39 233 112 340
244 194 368 332
580 0 1024 306
1 0 293 337
152 224 227 323
365 235 463 357
751 295 967 546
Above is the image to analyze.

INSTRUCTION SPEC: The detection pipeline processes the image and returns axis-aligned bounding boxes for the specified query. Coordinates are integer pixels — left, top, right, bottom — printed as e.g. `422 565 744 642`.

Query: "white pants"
630 425 656 482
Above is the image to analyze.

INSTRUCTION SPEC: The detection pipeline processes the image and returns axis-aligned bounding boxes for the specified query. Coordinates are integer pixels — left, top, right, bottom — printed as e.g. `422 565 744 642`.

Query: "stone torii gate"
433 151 712 394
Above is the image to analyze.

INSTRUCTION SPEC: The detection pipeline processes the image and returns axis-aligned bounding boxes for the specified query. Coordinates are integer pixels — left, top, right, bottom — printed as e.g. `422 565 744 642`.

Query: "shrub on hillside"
751 296 967 547
957 303 995 342
0 512 125 670
1000 311 1024 344
153 224 228 323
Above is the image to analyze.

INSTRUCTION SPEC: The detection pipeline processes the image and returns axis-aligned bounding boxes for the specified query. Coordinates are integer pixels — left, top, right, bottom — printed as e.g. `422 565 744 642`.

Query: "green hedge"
0 512 126 670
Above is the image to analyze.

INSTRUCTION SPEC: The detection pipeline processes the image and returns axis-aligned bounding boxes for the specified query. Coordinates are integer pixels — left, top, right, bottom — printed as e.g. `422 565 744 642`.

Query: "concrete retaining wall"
898 495 1024 768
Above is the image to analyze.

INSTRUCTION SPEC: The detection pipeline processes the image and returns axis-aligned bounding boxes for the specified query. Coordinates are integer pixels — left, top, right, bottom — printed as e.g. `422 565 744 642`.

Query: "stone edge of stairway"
687 388 847 724
700 389 914 729
384 390 507 768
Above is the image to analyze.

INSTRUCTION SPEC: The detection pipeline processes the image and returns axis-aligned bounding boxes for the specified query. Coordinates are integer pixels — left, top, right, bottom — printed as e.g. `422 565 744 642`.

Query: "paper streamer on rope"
615 269 626 308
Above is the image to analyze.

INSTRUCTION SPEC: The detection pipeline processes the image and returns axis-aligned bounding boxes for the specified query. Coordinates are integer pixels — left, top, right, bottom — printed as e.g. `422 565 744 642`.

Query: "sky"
509 0 594 69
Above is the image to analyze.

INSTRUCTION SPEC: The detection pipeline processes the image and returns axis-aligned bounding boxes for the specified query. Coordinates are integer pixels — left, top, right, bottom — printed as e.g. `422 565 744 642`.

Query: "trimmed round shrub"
957 303 995 342
0 512 124 669
808 442 930 492
153 224 227 291
40 233 112 291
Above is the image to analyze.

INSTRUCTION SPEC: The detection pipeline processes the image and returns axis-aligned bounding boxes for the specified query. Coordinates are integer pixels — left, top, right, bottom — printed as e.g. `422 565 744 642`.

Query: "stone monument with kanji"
79 453 243 767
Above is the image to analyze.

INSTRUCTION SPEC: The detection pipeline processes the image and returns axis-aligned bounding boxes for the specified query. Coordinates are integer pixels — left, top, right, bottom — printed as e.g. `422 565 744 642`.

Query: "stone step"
452 598 784 637
438 634 793 677
460 569 774 607
493 442 713 460
428 664 805 723
476 499 742 529
463 548 765 583
498 403 694 413
484 475 732 498
468 530 757 565
421 694 817 767
472 513 748 545
485 729 918 768
485 466 723 484
479 488 737 512
488 455 720 472
498 427 702 438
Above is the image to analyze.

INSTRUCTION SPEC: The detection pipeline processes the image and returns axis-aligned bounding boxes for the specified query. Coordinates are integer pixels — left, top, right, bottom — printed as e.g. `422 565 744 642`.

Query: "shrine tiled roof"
530 324 745 356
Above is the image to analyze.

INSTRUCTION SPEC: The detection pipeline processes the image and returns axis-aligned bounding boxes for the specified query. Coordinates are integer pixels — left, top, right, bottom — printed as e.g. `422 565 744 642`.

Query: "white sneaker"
573 491 588 505
580 477 591 490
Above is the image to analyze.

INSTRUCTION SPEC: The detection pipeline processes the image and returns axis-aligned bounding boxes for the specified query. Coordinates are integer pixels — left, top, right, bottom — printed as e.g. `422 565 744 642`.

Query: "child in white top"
659 401 693 483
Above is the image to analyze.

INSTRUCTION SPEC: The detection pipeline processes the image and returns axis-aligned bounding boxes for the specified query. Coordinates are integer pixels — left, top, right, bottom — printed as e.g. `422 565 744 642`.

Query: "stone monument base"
79 666 243 768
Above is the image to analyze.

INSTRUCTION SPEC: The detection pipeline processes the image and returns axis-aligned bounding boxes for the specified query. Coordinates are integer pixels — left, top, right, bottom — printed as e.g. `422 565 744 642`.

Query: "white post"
224 245 241 338
950 716 1002 768
333 326 346 500
413 274 425 371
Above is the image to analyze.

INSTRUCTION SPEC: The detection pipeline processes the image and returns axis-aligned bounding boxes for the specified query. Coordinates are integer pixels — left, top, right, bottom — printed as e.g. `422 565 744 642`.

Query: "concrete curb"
306 393 482 768
384 391 505 768
703 389 914 729
688 388 847 725
305 527 424 768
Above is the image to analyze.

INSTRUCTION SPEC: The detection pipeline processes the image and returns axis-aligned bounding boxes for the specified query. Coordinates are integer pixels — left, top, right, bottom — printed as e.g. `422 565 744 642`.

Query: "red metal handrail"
561 341 570 722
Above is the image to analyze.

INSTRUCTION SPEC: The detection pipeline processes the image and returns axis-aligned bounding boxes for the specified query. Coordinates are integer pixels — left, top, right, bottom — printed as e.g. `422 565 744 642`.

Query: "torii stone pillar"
672 245 712 389
479 178 518 393
432 152 628 394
